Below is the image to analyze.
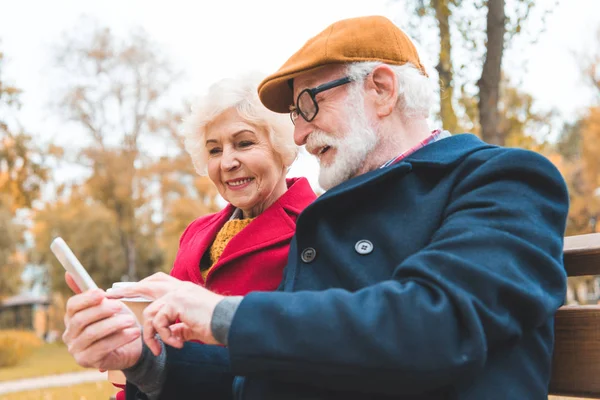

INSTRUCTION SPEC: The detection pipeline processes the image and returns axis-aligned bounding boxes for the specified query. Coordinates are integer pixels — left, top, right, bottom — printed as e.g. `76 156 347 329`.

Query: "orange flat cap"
258 15 428 113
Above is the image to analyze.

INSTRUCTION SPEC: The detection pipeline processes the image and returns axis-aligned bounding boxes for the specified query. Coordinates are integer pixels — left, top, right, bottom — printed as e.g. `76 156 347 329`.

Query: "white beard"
307 88 378 190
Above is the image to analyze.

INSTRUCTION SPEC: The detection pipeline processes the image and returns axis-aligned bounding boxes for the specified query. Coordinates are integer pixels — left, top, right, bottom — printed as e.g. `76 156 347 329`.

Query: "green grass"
0 343 88 382
0 381 118 400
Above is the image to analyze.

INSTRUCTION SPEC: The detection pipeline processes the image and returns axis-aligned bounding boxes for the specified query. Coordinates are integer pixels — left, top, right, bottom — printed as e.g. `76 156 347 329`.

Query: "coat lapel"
311 134 493 206
182 205 235 284
405 133 493 167
206 178 316 280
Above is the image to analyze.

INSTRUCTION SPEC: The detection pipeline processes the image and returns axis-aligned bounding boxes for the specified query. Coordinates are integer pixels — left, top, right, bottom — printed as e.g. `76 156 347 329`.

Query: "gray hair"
183 72 298 176
345 61 435 119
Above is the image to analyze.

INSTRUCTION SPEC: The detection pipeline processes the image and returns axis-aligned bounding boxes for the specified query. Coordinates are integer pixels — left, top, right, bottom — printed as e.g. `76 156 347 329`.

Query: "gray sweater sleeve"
211 296 244 345
122 339 166 400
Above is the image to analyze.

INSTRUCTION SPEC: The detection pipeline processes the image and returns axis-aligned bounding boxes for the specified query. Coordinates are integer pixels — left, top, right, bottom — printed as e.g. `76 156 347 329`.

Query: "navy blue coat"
140 134 569 399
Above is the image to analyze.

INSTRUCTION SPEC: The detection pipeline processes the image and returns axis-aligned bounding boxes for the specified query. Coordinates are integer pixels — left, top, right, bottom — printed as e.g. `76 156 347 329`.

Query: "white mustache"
306 130 341 154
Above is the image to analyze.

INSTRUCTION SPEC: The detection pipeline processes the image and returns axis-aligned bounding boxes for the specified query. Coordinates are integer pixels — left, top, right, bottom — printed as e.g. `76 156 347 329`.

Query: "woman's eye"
238 141 254 148
208 148 221 155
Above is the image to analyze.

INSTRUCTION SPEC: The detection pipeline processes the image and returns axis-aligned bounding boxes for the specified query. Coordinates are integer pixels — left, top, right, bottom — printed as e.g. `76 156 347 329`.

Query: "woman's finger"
65 290 106 320
68 313 137 356
140 272 173 282
106 282 166 300
74 327 141 369
65 299 125 342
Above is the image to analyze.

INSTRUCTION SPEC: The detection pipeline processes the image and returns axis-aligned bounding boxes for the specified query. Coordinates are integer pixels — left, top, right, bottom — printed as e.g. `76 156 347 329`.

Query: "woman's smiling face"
205 108 288 218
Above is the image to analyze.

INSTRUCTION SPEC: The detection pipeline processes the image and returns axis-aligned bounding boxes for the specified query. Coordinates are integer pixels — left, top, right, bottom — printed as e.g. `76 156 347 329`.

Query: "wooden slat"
564 233 600 277
550 305 600 398
550 235 600 397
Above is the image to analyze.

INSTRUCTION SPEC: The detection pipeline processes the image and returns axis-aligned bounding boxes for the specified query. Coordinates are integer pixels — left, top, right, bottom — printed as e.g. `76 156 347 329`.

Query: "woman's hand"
104 272 185 300
106 272 224 354
63 289 142 370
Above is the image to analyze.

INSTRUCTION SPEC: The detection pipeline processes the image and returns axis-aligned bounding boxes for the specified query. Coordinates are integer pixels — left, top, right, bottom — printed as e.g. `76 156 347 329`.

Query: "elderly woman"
170 73 315 293
98 72 314 400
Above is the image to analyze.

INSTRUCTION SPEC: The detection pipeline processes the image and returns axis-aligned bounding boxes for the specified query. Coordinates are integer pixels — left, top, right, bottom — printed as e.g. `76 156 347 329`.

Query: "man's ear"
366 65 398 118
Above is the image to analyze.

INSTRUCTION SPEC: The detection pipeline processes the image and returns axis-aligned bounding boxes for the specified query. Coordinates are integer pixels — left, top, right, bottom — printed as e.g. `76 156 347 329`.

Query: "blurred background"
0 0 599 398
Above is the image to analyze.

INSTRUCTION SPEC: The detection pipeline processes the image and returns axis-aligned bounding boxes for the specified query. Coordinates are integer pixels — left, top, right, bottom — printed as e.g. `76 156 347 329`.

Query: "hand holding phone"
50 237 98 291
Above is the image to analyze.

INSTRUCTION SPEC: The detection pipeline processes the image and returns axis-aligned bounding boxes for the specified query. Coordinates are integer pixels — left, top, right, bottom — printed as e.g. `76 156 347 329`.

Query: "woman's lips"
226 177 254 190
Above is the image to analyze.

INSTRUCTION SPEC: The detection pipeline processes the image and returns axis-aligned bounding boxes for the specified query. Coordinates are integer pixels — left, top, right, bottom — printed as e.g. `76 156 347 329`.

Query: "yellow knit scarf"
202 217 255 280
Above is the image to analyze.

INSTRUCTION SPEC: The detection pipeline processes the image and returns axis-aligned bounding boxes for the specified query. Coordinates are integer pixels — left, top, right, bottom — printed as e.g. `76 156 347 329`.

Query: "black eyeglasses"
290 76 353 125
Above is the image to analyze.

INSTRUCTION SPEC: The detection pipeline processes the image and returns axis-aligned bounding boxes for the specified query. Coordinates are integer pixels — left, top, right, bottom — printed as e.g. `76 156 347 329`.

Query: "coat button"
301 247 317 263
355 240 373 255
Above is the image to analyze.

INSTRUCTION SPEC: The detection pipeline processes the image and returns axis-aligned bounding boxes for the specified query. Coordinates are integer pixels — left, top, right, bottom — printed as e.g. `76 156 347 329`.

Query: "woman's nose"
221 149 240 171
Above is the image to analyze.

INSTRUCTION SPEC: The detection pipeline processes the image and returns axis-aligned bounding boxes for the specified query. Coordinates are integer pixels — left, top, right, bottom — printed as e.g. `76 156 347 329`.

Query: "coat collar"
403 133 494 166
316 134 493 202
202 177 316 281
272 177 317 216
187 177 315 231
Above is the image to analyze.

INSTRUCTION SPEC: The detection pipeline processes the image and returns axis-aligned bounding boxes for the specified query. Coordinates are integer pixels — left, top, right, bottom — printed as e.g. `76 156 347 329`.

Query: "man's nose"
293 119 312 146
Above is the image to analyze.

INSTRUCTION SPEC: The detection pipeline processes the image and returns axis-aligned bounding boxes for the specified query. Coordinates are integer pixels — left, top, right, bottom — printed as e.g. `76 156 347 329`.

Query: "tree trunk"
127 235 137 281
477 0 506 145
121 153 137 281
433 0 458 133
118 228 137 282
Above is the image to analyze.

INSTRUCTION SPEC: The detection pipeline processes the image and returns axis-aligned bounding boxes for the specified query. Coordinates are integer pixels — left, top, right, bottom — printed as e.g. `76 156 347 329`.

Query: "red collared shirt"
381 129 449 168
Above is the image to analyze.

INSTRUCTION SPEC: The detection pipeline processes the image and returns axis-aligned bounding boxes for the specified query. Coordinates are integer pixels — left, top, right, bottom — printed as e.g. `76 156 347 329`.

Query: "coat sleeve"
226 150 569 395
125 343 233 400
157 343 233 400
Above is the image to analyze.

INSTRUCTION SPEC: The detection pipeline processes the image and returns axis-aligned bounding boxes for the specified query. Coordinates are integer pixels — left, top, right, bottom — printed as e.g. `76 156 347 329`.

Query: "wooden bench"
550 233 600 398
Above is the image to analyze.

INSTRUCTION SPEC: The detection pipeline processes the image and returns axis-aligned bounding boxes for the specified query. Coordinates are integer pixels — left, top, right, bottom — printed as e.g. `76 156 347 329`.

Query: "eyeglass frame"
290 76 354 125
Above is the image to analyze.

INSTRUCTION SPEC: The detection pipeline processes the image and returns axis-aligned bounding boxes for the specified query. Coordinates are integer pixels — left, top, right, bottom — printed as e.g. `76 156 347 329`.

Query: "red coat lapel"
206 177 316 280
173 205 234 284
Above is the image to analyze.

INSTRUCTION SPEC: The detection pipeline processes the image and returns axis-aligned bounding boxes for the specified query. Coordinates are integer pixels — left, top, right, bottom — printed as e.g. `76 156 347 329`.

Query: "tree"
411 0 461 132
477 0 505 145
53 21 181 281
551 107 600 237
0 132 48 213
458 73 555 152
421 0 459 133
556 120 582 162
1 47 48 212
554 27 600 236
0 195 24 298
579 27 600 96
31 186 165 294
0 44 47 296
498 76 555 151
405 0 556 145
581 107 600 221
550 29 600 304
145 109 221 266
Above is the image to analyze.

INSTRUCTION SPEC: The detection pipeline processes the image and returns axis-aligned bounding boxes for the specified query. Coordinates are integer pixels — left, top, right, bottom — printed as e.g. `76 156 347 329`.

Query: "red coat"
169 177 316 295
115 178 315 400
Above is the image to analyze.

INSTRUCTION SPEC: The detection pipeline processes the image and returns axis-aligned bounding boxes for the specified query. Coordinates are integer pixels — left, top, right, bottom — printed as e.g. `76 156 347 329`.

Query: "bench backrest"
549 233 600 398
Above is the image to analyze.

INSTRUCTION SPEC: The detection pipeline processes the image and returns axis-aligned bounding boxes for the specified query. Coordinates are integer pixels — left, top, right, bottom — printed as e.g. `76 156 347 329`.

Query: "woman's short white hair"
183 72 298 176
345 61 435 119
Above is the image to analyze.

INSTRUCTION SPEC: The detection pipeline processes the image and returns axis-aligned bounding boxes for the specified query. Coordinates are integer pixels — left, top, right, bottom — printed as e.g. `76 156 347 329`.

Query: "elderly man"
64 15 569 399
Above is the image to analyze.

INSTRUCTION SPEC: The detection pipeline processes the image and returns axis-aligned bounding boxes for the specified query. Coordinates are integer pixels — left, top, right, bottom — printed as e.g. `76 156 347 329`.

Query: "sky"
1 0 600 192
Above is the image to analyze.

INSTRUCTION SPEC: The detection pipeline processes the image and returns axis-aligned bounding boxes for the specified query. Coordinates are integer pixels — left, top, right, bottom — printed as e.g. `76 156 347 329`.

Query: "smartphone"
50 237 98 291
